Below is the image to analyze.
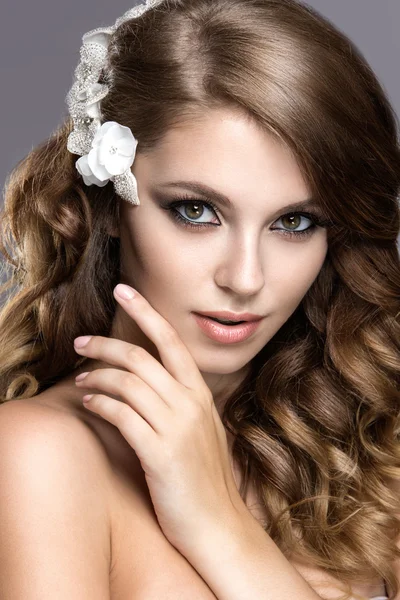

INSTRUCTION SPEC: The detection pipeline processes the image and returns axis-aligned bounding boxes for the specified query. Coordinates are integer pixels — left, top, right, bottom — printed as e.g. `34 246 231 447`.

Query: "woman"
0 0 399 598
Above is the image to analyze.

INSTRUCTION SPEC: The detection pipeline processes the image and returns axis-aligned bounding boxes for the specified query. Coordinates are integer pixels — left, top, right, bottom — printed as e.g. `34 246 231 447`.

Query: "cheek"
120 216 198 290
271 242 327 308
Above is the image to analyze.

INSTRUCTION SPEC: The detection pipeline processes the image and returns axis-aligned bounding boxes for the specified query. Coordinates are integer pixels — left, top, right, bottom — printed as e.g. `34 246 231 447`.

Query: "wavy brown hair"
1 0 400 597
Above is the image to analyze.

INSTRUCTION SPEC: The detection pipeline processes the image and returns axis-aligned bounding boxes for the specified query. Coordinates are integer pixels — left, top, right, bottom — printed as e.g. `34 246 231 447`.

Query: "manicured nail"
82 394 93 403
75 372 89 382
74 335 92 348
115 284 136 300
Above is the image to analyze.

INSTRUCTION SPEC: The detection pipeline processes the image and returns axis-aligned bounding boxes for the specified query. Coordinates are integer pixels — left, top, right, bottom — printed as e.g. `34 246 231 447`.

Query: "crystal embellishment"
65 0 164 205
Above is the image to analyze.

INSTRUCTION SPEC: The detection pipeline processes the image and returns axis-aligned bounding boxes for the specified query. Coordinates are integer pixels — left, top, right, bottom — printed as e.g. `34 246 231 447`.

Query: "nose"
214 233 265 297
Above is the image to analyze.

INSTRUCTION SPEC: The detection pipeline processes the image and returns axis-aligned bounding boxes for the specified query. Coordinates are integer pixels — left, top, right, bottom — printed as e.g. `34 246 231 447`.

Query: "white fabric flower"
76 121 138 187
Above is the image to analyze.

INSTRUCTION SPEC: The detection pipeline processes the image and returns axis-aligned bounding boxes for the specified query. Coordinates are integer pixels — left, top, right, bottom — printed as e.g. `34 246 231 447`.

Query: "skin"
84 107 328 422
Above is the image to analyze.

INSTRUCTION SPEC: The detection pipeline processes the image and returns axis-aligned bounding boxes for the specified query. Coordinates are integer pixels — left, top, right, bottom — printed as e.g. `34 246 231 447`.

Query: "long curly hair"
1 0 400 597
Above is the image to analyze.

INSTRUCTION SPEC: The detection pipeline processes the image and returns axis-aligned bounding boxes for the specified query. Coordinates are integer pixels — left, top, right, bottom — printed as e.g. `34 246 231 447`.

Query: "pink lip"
192 313 263 344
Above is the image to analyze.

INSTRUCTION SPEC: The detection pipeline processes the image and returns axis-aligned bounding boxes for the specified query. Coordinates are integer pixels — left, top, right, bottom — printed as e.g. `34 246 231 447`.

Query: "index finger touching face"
114 284 208 392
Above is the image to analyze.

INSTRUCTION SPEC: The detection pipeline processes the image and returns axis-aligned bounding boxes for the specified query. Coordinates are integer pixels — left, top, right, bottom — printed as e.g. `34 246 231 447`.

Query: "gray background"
1 1 399 244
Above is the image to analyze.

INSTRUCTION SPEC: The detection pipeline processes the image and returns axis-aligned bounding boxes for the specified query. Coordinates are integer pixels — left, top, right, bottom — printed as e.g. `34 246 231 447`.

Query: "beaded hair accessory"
65 0 164 205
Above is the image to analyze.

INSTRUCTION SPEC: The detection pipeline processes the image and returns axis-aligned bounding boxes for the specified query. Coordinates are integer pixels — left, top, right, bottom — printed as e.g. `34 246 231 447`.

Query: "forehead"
137 108 310 203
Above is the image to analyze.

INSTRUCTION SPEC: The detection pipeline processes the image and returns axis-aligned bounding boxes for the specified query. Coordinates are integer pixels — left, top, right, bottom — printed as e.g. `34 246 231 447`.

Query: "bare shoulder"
0 396 113 599
0 395 115 492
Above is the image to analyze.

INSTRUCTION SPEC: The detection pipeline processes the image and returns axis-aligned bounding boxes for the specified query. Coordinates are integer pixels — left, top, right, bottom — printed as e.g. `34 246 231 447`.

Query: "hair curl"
1 1 400 598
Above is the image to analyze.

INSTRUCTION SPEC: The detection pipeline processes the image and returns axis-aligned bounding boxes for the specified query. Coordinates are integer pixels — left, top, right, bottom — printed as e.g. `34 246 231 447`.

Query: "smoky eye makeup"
156 192 333 240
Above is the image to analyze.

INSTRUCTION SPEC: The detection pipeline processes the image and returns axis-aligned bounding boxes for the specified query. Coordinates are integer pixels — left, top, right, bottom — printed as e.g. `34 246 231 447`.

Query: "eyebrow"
154 180 321 219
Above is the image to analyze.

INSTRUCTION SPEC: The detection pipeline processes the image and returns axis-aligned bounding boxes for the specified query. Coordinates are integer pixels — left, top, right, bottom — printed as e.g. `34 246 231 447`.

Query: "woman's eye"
164 199 221 229
175 201 219 225
273 213 313 232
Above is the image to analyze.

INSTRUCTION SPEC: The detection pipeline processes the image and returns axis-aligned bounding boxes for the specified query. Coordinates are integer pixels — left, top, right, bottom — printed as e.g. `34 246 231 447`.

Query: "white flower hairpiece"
76 121 138 191
65 0 164 205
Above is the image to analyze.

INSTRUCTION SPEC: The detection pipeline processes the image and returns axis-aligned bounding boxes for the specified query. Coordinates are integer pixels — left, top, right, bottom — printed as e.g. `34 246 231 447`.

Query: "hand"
73 283 245 556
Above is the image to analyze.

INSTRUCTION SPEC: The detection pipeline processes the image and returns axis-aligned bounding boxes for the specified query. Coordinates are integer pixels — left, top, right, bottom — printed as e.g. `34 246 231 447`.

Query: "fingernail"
115 284 136 300
74 335 92 348
75 371 89 382
82 394 93 403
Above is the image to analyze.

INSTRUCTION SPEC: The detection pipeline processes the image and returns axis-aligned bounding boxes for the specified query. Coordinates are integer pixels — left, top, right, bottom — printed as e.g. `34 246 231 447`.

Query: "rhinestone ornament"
65 0 164 205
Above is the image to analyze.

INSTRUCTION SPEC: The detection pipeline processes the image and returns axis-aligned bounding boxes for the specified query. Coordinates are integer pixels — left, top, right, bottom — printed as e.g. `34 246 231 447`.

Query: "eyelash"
160 194 331 239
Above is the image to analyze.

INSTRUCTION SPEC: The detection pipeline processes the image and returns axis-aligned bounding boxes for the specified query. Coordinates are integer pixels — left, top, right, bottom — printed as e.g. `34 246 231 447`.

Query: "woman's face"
111 108 328 405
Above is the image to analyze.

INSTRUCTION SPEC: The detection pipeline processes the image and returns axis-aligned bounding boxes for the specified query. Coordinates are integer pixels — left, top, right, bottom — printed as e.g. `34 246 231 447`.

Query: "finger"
82 393 157 467
75 368 171 433
74 337 183 409
113 284 208 392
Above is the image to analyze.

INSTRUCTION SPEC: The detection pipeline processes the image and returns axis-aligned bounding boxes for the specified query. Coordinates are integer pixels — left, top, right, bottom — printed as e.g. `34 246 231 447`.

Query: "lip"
192 312 263 344
194 310 263 322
